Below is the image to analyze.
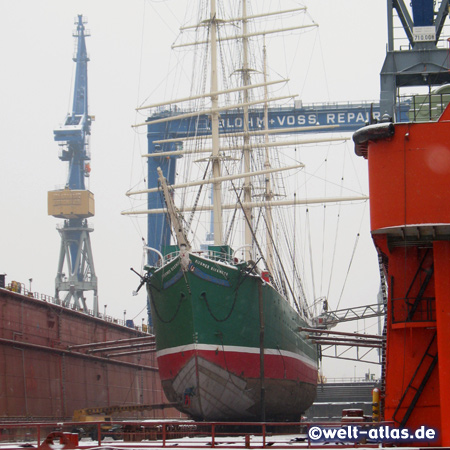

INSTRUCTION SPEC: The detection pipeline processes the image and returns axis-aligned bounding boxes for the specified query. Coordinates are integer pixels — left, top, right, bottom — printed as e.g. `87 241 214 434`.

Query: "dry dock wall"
0 287 179 421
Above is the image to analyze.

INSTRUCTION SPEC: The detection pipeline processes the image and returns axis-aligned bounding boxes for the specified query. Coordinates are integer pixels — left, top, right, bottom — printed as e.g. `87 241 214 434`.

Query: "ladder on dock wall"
378 253 388 421
392 332 438 428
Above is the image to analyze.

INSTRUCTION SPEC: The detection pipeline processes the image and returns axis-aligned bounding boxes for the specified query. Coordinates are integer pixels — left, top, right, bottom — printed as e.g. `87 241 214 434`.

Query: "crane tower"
48 15 98 316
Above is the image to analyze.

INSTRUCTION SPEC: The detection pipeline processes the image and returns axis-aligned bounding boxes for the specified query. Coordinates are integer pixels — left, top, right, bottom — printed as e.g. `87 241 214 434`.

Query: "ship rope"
306 208 317 305
183 22 211 237
276 345 287 379
263 210 304 316
224 187 243 246
218 335 254 391
319 148 331 297
222 163 269 270
323 143 350 309
335 201 367 310
186 160 210 235
149 288 186 324
200 290 238 322
336 234 360 310
279 217 310 317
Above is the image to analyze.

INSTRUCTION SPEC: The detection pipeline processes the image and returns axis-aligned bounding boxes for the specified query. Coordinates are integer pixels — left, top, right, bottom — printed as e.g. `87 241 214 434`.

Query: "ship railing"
0 419 396 448
158 249 243 268
398 92 450 122
319 376 379 384
157 250 181 267
40 293 55 303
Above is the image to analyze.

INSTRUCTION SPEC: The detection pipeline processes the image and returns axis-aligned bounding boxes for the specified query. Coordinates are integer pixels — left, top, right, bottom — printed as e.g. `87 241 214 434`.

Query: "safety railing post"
162 423 166 447
211 424 215 448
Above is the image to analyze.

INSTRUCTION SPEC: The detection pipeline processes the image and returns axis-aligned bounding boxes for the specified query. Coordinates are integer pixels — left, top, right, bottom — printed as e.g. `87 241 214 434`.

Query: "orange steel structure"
355 104 450 447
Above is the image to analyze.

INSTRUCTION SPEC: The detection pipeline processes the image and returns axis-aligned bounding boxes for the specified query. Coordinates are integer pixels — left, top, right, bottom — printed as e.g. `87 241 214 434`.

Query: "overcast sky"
0 0 388 378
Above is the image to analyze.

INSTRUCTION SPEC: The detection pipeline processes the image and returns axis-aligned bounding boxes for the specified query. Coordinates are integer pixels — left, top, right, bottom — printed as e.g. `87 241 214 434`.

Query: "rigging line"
325 206 340 304
137 7 192 112
298 24 320 99
283 155 366 196
254 206 285 291
131 303 148 321
280 210 309 314
344 139 365 193
217 20 231 99
262 207 304 315
198 16 210 100
335 231 360 311
186 160 211 234
293 192 296 301
334 202 369 313
135 0 148 121
320 204 327 297
148 0 185 40
326 146 347 304
319 147 330 296
306 208 317 304
219 336 249 390
276 345 287 379
224 186 243 245
304 15 330 101
222 161 269 273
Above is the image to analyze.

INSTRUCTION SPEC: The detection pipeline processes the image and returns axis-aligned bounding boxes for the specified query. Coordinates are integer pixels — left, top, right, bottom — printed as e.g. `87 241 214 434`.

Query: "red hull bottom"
158 348 317 421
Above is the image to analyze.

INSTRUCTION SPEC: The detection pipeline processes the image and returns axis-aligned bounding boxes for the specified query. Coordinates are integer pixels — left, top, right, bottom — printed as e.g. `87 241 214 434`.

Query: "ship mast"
262 41 274 275
241 0 253 261
210 0 223 245
128 3 330 258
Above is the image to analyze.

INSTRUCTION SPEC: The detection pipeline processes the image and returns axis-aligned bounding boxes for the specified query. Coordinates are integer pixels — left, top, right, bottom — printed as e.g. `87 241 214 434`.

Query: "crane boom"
53 15 92 189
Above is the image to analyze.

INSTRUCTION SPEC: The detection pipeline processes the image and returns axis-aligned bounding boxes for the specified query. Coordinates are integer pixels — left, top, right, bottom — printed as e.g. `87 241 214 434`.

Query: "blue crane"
381 0 450 117
54 15 92 188
48 15 98 316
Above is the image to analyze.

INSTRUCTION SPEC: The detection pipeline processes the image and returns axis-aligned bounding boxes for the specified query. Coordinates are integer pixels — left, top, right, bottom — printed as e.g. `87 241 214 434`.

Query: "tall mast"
210 0 223 245
263 41 274 275
242 0 253 261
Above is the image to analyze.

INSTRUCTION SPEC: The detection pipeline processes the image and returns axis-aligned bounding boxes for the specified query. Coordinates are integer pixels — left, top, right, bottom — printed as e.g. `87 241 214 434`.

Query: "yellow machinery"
72 403 171 422
72 403 174 441
48 189 95 219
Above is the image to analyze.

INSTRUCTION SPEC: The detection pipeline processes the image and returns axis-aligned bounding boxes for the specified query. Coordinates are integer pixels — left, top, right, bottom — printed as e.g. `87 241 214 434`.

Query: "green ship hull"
146 248 318 421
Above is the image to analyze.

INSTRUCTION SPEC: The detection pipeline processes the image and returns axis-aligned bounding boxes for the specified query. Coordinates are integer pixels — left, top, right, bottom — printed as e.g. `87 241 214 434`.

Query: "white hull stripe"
157 343 318 371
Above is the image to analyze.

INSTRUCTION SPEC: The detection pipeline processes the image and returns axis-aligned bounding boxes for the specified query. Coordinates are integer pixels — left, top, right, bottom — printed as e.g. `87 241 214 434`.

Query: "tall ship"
126 0 368 421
